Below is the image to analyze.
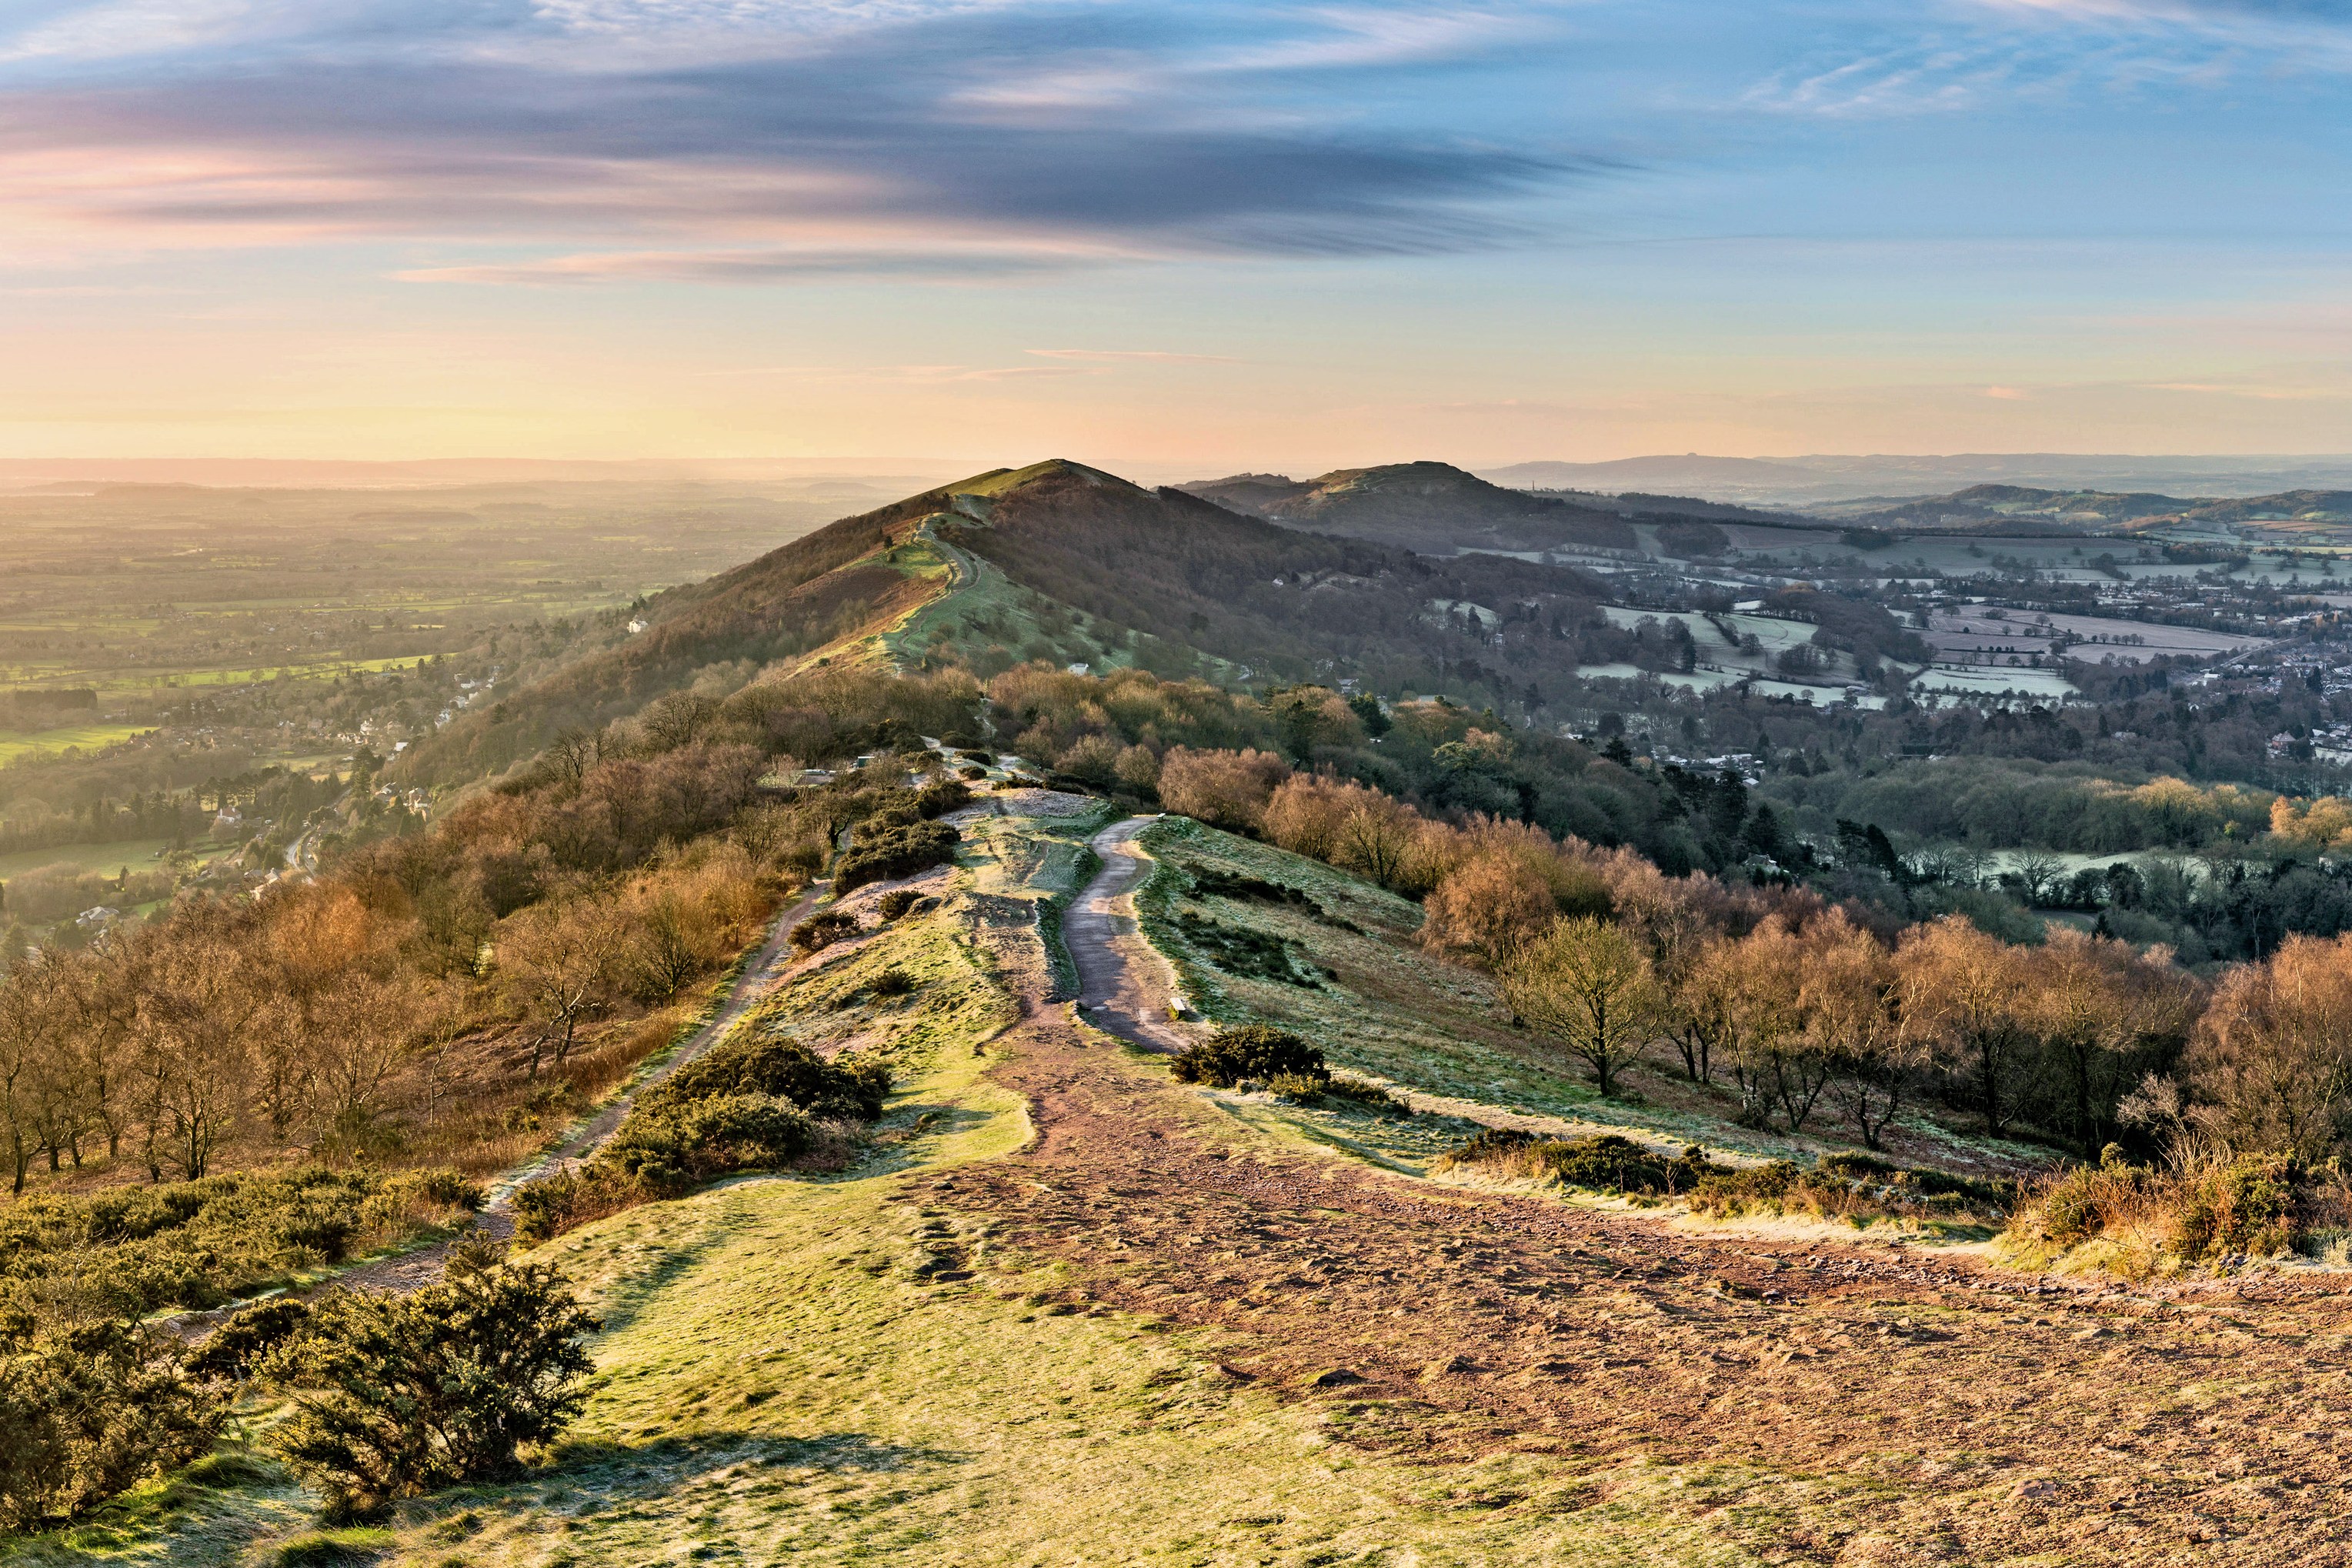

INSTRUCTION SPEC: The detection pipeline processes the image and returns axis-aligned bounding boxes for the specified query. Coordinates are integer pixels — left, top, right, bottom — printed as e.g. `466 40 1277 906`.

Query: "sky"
4 0 2351 471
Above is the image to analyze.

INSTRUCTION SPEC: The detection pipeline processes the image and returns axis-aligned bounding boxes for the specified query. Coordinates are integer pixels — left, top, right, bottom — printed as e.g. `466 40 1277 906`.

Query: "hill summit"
1183 461 1637 554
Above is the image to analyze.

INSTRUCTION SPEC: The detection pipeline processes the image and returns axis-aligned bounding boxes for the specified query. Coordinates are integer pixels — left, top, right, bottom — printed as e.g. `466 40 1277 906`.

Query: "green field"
0 837 252 882
0 722 153 766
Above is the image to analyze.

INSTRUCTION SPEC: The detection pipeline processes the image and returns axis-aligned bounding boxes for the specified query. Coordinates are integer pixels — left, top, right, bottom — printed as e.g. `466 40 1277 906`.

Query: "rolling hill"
397 457 1930 790
1182 460 1641 554
1819 482 2352 536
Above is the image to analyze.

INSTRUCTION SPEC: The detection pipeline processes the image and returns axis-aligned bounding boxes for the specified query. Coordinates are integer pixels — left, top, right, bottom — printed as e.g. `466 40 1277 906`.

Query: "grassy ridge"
11 802 1879 1566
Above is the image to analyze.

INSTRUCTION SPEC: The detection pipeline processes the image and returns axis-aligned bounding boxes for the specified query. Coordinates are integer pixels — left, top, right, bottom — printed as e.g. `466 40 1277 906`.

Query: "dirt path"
262 885 826 1303
948 819 2352 1566
1064 816 1195 1053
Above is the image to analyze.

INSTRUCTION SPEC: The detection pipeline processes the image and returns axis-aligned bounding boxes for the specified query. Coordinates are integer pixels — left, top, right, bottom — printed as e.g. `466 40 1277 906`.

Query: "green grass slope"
397 479 1010 783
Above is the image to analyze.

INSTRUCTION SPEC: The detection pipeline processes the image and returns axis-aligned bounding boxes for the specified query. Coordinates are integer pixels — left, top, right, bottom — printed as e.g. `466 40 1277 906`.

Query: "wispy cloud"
398 245 1103 285
1024 347 1237 362
0 1 1596 275
1746 0 2352 118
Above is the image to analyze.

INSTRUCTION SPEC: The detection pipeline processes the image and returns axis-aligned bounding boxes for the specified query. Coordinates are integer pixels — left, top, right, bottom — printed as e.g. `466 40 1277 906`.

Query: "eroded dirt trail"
323 885 826 1296
1062 815 1193 1052
946 820 2352 1566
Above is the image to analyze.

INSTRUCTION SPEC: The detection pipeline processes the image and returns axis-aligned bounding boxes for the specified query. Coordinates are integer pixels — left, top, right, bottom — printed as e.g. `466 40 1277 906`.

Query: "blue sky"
2 0 2348 467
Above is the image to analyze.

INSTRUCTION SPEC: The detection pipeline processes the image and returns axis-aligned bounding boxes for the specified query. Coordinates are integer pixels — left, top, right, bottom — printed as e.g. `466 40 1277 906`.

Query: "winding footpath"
943 813 2352 1566
177 884 827 1321
1062 816 1194 1053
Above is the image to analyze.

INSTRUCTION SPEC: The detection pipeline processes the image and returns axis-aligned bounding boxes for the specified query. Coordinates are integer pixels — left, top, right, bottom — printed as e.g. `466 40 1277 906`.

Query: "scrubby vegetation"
1436 1129 1717 1196
1170 1026 1327 1088
0 1313 222 1533
1436 1131 2013 1229
512 1038 890 1241
0 1166 479 1320
2008 1147 2352 1273
256 1235 599 1520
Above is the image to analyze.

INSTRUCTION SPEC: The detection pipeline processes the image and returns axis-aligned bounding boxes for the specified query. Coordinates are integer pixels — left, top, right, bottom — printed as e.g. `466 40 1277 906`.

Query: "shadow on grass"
825 1099 999 1183
549 1430 964 1482
8 1445 312 1568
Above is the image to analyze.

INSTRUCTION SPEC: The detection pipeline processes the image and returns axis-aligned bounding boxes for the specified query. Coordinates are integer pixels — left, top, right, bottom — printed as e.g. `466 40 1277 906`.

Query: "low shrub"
2012 1151 2350 1269
508 1172 638 1245
601 1093 815 1191
915 779 972 818
875 889 922 921
1171 1026 1326 1087
869 968 917 999
1437 1130 1717 1195
652 1037 890 1123
186 1297 313 1389
1268 1072 1408 1115
791 909 859 953
2174 1154 2306 1261
835 819 959 893
1686 1157 2012 1226
261 1236 597 1521
0 1316 223 1533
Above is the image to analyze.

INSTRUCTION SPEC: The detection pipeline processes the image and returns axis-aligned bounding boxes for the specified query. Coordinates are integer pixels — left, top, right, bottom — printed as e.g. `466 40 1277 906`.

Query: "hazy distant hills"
1482 453 2352 509
1817 482 2352 535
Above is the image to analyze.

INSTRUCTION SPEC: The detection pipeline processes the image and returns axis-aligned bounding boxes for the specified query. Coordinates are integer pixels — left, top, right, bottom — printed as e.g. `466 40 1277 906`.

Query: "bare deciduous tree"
499 902 626 1079
1500 916 1659 1099
2186 932 2352 1158
1895 916 2031 1136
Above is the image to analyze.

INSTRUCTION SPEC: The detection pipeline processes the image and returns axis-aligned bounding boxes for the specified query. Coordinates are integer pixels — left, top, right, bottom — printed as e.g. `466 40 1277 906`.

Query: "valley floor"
26 803 2352 1567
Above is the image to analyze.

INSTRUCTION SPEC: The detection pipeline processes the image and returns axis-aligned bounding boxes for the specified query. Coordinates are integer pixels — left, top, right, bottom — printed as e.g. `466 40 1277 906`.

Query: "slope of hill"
58 792 2352 1566
1184 461 1640 553
1820 482 2352 536
1820 484 2191 533
933 460 1628 697
396 481 984 782
399 457 1929 792
2182 488 2352 525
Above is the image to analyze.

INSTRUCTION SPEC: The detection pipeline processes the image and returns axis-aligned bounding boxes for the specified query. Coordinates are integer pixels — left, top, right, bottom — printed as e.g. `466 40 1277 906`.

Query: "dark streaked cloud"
397 247 1096 284
0 2 1604 277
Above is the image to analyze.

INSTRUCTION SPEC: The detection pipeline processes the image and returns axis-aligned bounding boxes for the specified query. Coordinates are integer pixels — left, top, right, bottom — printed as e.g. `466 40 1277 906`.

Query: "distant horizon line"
6 451 2352 479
